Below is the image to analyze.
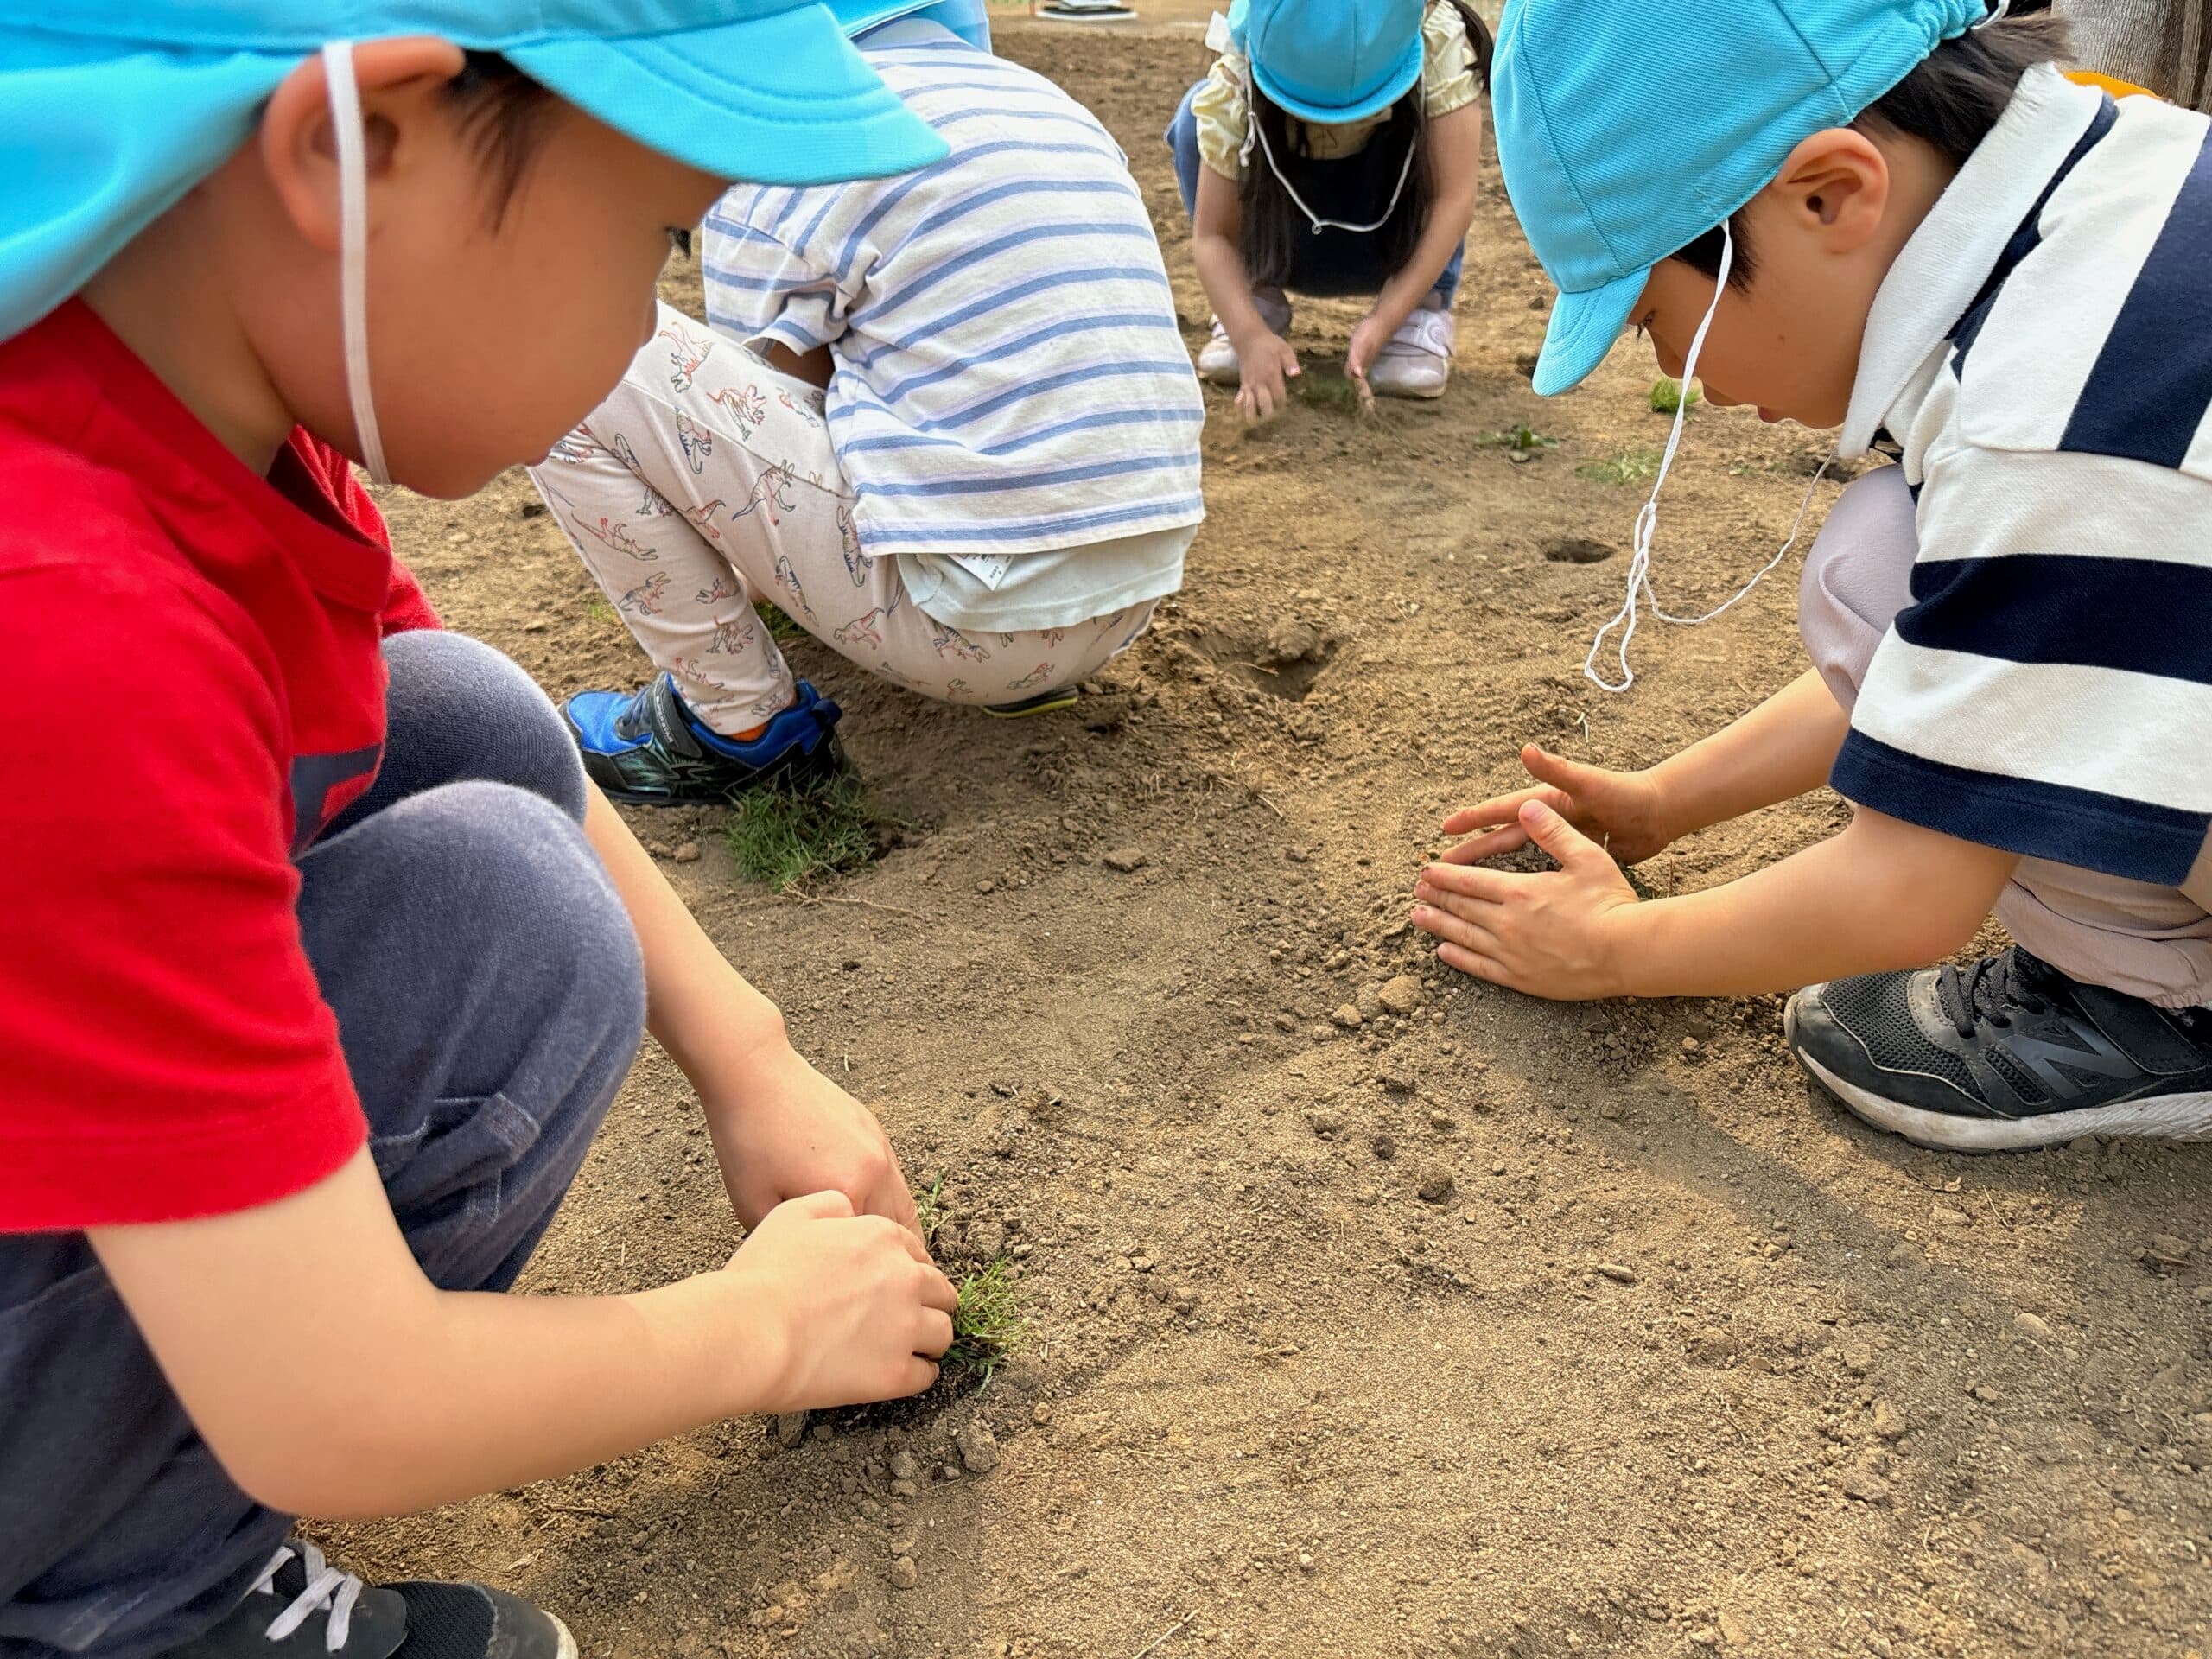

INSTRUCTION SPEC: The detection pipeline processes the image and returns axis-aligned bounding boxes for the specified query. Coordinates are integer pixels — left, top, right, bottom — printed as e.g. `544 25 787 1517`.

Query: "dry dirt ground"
329 16 2212 1658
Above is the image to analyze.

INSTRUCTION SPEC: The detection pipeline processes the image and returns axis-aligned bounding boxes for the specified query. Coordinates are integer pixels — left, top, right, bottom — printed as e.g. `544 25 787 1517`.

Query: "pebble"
1931 1206 1970 1228
1372 1133 1398 1161
1378 1071 1415 1094
955 1420 1001 1475
1274 1013 1299 1033
1688 1327 1739 1364
1872 1400 1907 1441
1332 1003 1363 1029
2012 1312 2056 1344
672 840 702 864
1032 1402 1054 1426
1427 1110 1456 1132
1378 975 1426 1016
1970 1383 2001 1404
888 1450 919 1482
2148 1232 2193 1263
1840 1468 1893 1505
1593 1262 1637 1286
1416 1163 1455 1204
889 1557 918 1591
775 1412 809 1449
1102 847 1147 873
1842 1346 1873 1376
1302 1107 1344 1138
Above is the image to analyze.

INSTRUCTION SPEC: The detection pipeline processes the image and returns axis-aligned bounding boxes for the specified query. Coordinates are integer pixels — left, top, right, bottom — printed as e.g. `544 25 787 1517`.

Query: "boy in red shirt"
0 6 961 1656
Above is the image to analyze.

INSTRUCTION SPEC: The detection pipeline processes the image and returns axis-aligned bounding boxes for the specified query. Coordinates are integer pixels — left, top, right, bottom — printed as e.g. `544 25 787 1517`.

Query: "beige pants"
528 308 1155 733
1798 464 2212 1007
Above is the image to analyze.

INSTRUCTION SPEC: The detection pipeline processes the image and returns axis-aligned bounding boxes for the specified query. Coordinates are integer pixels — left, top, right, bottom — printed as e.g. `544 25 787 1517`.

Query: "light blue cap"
829 0 992 49
1229 0 1427 126
0 0 951 341
1493 0 1993 395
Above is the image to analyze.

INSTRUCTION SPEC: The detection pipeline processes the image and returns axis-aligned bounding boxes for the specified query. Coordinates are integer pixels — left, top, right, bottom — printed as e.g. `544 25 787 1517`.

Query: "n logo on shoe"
2003 1022 2142 1102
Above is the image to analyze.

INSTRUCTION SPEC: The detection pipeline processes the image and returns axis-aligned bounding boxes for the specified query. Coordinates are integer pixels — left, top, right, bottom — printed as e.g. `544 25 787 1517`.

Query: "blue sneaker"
563 676 845 806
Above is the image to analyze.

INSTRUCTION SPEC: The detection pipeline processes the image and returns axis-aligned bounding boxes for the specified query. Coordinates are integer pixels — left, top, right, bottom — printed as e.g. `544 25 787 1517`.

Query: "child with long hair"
1166 0 1494 415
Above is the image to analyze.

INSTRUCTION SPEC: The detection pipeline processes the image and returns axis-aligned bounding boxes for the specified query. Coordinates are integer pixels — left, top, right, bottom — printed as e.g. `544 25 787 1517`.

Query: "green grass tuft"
724 768 875 891
944 1258 1027 1382
1577 447 1664 486
1649 378 1702 416
1293 371 1364 412
755 600 808 645
1477 423 1558 455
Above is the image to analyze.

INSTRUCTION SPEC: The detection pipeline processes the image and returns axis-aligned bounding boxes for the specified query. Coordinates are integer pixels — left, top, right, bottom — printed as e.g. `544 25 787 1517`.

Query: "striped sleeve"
701 210 848 355
1831 445 2212 886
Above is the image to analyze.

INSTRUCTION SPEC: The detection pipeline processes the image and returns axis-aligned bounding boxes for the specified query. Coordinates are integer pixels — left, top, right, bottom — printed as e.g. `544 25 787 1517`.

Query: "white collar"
1839 64 2105 456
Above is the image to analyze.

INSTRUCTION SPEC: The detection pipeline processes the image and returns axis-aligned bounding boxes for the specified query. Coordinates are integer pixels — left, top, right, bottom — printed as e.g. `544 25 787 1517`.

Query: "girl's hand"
1346 309 1396 389
1413 802 1641 1001
1236 332 1300 422
1440 744 1675 868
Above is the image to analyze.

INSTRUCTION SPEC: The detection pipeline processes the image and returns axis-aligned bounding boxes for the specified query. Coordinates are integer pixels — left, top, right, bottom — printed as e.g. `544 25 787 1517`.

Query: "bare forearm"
1192 227 1269 342
1610 812 2017 998
1649 670 1849 842
1374 185 1475 328
584 784 788 1099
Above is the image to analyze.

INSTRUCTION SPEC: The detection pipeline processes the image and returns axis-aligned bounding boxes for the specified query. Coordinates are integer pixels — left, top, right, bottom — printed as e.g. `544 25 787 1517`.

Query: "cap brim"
1530 264 1649 397
511 4 948 188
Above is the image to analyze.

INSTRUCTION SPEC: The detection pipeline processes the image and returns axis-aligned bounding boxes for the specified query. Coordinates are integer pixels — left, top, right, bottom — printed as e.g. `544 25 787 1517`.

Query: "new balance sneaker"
166 1540 573 1658
1786 946 2212 1152
564 676 844 806
1365 305 1455 400
1195 289 1292 385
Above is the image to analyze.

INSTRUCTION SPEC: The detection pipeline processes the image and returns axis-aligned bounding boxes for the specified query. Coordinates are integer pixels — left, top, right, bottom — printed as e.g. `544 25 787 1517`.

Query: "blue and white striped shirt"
701 19 1205 579
1834 64 2212 912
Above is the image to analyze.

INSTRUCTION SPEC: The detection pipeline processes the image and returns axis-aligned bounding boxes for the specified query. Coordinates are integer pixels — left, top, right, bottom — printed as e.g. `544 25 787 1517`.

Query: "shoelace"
1936 949 2050 1041
248 1541 365 1651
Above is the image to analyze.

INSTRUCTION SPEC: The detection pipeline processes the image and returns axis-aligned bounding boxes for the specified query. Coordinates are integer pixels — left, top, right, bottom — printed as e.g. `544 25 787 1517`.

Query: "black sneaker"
166 1540 573 1658
563 675 844 806
1786 946 2212 1152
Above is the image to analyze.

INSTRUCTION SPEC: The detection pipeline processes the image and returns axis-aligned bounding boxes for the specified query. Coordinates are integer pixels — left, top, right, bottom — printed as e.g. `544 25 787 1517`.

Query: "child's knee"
382 630 588 821
1796 466 1921 707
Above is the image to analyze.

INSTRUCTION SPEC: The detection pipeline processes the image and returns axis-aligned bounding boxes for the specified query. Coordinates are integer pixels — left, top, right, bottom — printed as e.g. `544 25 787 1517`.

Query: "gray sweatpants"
0 632 647 1658
1799 465 2212 1008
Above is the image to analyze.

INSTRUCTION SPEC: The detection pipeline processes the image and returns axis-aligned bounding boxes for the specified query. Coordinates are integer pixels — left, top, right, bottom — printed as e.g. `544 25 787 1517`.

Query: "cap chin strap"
321 41 392 486
1241 66 1418 236
1584 222 1834 694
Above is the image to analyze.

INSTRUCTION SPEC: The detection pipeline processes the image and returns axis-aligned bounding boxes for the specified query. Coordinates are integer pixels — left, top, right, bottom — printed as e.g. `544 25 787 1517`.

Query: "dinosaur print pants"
529 315 1156 734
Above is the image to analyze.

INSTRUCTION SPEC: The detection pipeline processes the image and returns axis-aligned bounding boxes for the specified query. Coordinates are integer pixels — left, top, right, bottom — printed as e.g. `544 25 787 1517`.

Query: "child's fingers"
917 1262 959 1313
1438 827 1532 863
915 1306 955 1357
1436 941 1507 982
1420 861 1516 901
1441 792 1537 835
1412 899 1498 957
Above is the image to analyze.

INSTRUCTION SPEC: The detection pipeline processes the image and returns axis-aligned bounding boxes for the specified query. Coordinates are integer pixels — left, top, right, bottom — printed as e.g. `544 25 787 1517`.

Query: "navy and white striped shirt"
1834 64 2212 913
701 19 1205 569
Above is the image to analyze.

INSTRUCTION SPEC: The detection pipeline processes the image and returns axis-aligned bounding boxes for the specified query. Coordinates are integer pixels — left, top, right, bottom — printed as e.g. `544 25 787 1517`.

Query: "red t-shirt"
0 301 438 1230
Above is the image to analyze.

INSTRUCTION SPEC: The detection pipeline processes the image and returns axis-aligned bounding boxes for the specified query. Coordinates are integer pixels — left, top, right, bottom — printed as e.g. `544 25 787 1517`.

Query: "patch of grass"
1649 377 1702 416
755 599 808 645
1577 447 1664 486
914 1174 946 1245
1477 423 1559 456
585 597 616 624
724 768 875 891
1294 370 1364 412
944 1258 1027 1383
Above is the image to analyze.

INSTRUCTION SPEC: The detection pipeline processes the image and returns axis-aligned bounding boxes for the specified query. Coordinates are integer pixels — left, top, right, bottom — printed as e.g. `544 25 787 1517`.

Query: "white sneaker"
1195 289 1292 385
1367 305 1455 399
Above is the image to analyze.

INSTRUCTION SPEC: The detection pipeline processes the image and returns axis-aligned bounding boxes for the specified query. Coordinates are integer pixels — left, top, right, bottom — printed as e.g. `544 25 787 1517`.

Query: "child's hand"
1439 744 1674 868
1236 333 1300 422
1413 801 1641 1000
724 1191 957 1413
1345 309 1395 389
705 1045 925 1239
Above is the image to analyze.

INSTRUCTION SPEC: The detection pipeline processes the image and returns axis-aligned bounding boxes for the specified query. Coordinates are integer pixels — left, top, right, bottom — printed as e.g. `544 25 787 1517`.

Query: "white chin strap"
321 41 391 486
1977 0 2012 26
1241 66 1418 235
1584 221 1834 693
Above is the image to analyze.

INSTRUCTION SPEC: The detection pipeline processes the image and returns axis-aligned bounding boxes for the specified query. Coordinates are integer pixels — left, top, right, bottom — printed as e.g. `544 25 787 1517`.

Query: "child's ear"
1770 127 1891 253
258 37 468 253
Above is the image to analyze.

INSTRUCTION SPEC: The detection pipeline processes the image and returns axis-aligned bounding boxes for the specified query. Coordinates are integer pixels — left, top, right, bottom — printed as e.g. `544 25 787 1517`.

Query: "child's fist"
1236 333 1300 423
723 1191 956 1414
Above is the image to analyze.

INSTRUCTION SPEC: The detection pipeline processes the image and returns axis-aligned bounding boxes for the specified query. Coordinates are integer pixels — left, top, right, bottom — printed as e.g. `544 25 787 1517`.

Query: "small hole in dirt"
1198 620 1338 701
1544 537 1617 564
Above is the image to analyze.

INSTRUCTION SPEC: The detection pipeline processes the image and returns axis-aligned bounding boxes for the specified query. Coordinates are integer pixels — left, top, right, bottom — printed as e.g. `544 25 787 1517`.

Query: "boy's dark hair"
1671 6 2070 288
1240 0 1494 290
443 51 558 227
